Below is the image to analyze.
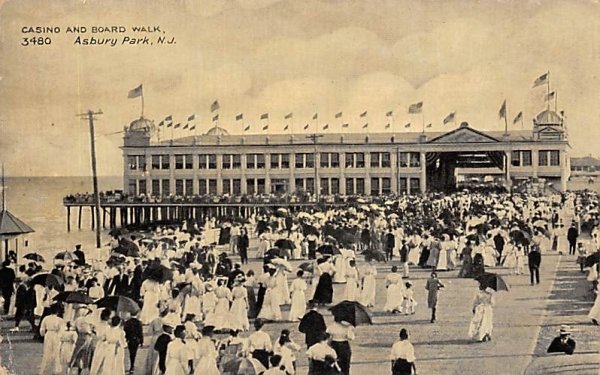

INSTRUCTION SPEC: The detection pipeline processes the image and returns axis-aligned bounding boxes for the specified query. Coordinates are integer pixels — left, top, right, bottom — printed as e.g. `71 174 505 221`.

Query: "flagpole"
421 112 425 133
1 162 5 211
504 111 509 134
555 91 558 112
547 70 551 111
141 88 144 117
391 114 394 133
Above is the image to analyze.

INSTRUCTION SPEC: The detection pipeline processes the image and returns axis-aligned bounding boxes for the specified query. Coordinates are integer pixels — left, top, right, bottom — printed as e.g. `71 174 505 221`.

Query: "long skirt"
418 248 430 267
288 290 306 322
468 304 493 341
252 349 270 369
331 340 351 375
312 274 333 304
70 332 95 370
246 286 258 319
255 285 266 317
392 358 414 375
458 256 474 278
588 293 600 321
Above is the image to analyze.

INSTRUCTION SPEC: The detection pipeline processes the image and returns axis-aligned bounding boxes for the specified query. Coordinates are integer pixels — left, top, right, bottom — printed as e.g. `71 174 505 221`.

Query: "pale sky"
0 0 599 176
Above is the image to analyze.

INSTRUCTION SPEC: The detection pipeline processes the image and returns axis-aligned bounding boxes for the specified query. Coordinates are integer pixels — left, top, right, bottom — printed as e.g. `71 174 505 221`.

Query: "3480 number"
21 37 52 46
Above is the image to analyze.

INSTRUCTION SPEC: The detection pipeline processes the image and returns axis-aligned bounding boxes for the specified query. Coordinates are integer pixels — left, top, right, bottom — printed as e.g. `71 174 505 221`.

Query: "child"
401 281 417 315
514 244 525 275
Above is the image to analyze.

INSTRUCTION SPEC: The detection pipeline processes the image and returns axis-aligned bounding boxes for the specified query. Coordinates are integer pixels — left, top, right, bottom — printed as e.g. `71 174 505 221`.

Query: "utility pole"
78 110 103 249
306 133 323 202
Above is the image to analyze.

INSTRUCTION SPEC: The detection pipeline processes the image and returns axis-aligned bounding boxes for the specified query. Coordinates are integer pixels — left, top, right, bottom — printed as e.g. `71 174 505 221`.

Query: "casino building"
121 109 570 197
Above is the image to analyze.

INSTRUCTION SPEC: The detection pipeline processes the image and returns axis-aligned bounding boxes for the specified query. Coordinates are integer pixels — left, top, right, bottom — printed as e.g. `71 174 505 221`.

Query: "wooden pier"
63 201 344 231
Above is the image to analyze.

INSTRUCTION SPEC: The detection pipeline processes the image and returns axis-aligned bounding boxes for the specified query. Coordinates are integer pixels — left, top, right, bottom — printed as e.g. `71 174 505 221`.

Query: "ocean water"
3 176 122 260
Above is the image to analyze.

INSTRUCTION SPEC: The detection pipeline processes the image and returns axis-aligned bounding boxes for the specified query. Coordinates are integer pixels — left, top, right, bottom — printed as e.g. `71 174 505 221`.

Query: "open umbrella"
298 261 314 273
96 295 140 315
585 252 600 268
221 357 266 375
274 238 296 250
329 300 372 326
23 253 45 262
53 291 95 304
54 251 77 262
271 258 293 272
475 273 510 292
316 244 341 256
146 265 174 283
31 273 64 289
265 247 286 258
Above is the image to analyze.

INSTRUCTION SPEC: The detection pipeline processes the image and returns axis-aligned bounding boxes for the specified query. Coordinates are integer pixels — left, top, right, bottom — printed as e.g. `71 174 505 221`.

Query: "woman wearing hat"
326 318 355 375
312 257 336 306
288 270 308 322
468 285 495 342
230 275 250 331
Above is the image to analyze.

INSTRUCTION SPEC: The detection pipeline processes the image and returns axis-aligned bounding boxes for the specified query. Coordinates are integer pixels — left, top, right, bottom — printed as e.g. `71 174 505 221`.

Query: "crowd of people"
1 190 599 374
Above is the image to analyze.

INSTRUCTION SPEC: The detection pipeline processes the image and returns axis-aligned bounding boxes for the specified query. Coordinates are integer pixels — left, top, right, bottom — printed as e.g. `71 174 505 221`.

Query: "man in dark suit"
385 228 395 261
73 244 86 266
528 247 542 285
0 261 16 314
108 268 130 296
123 311 144 374
299 300 327 349
567 223 578 255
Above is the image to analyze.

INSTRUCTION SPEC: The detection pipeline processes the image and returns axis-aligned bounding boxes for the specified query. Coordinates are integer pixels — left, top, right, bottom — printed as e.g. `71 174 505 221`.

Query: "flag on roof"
158 121 164 127
385 123 390 129
260 113 269 120
236 113 243 121
335 112 342 118
174 123 181 129
443 112 455 125
342 123 349 128
164 115 173 122
183 124 189 130
189 125 196 131
498 100 506 119
408 102 423 114
210 100 220 112
386 111 393 117
362 123 368 128
323 124 329 130
513 111 523 124
404 123 411 128
312 113 318 120
244 125 250 131
533 72 549 88
187 114 195 122
127 84 143 98
283 125 289 130
304 124 309 130
212 114 219 122
284 112 293 119
262 125 269 130
360 111 367 118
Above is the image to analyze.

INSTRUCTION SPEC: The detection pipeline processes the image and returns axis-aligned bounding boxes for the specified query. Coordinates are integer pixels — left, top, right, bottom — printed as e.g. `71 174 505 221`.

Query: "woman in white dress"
436 236 449 271
360 261 377 308
193 326 220 375
207 280 232 331
140 278 162 324
332 254 348 284
230 278 250 331
275 267 291 305
344 260 360 301
90 315 127 375
39 307 67 375
288 270 308 322
182 287 202 319
258 270 282 321
383 266 404 313
468 286 495 342
165 325 193 375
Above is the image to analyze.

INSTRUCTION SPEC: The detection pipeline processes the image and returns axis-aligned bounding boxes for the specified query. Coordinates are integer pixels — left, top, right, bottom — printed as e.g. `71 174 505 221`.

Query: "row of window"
511 150 561 167
129 152 423 171
129 177 402 196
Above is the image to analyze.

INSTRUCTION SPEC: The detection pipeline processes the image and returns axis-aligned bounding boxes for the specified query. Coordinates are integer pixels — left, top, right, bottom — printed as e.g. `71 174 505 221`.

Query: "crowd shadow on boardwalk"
525 258 600 375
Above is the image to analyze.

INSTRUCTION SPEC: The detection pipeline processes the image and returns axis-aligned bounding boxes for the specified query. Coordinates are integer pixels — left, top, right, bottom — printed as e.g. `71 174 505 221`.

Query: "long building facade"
122 109 570 197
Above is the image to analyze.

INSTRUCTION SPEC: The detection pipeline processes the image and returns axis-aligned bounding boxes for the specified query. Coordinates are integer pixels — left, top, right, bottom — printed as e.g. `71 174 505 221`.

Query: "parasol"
265 247 287 258
31 273 64 289
270 258 293 272
54 251 77 262
221 357 266 375
316 244 341 256
23 253 45 262
96 295 140 315
274 238 296 250
53 291 95 304
329 300 373 326
585 252 600 268
475 272 510 292
298 261 314 273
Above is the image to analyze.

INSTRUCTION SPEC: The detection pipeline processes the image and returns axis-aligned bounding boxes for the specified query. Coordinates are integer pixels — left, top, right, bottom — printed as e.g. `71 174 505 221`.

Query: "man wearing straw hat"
547 325 576 355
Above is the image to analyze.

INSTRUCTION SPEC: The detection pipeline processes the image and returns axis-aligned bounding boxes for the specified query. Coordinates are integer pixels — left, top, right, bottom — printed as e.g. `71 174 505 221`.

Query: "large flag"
499 100 507 119
545 91 555 101
335 112 343 119
304 124 310 130
260 113 269 120
408 102 423 114
210 100 220 112
312 113 318 120
187 114 195 122
127 84 143 98
284 112 293 120
513 111 523 124
342 123 349 128
533 72 549 88
386 111 393 117
443 112 456 125
244 125 250 132
212 114 219 122
404 123 411 128
360 111 367 118
323 124 329 130
164 115 173 122
236 113 243 121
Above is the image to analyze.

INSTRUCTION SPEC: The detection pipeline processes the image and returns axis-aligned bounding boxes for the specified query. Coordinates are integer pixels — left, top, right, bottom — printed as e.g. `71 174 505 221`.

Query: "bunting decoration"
342 123 349 128
244 125 250 132
386 111 393 117
426 123 432 128
260 113 269 120
385 123 390 129
312 113 318 120
210 100 220 112
545 91 555 101
404 123 411 128
164 115 173 122
335 112 342 119
174 123 181 129
360 111 367 118
236 113 243 121
283 125 289 131
158 121 164 127
443 112 456 125
304 124 309 130
284 112 293 120
323 124 329 130
187 114 195 122
362 123 368 129
189 125 196 131
262 125 269 131
183 124 189 130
